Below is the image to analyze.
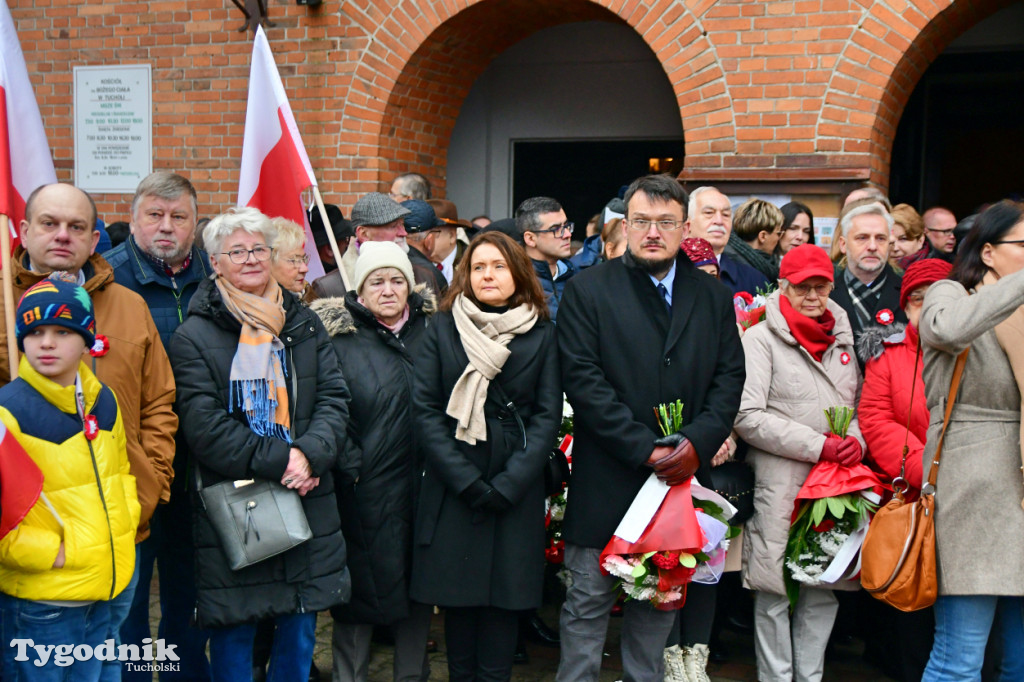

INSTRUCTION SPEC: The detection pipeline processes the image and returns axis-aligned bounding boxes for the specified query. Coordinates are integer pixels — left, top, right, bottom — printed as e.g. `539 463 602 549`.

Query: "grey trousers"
754 589 838 682
556 544 676 682
331 601 433 682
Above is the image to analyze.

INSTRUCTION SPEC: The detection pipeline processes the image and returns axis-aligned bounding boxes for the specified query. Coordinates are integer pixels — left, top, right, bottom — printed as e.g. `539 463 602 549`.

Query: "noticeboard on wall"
73 64 152 193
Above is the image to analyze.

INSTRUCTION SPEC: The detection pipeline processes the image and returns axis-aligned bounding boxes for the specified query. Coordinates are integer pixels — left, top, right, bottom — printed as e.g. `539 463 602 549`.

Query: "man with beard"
556 174 745 682
830 201 906 360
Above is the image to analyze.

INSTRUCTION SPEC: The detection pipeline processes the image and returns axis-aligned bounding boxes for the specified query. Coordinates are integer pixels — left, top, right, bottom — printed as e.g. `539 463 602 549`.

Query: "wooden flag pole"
0 215 19 380
311 186 352 291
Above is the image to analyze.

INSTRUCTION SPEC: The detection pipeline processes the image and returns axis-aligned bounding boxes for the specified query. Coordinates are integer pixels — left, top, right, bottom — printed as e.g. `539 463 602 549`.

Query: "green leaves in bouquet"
654 399 685 436
823 406 854 438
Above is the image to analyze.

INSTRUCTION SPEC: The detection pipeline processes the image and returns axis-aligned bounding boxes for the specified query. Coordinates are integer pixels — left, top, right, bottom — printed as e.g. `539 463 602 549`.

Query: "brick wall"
9 0 1013 220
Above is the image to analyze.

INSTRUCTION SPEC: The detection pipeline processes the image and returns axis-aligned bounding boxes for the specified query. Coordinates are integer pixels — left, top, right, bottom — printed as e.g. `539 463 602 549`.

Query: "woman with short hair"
269 217 312 299
411 231 561 682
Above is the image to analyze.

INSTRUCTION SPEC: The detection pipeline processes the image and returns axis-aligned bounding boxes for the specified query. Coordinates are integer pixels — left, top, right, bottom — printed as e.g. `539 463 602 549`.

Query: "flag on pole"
0 1 57 252
237 26 325 280
0 420 43 540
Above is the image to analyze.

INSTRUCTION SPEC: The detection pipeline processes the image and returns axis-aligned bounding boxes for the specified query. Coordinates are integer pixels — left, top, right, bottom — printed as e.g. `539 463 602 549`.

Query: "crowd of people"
0 168 1021 682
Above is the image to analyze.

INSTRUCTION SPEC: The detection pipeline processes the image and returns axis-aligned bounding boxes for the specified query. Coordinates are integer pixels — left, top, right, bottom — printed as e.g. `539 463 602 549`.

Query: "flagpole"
311 186 352 291
0 215 18 379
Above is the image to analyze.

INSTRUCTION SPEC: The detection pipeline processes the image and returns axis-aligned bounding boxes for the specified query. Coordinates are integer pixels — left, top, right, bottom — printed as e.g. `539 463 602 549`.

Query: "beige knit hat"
353 241 415 293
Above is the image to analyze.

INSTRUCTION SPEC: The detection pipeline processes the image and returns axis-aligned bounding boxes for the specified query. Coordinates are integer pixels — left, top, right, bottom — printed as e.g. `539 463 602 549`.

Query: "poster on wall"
73 64 152 193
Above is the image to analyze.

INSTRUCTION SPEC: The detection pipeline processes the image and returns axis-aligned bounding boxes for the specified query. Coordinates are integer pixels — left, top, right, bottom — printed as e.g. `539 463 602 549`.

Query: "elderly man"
1 183 177 678
831 202 907 354
516 196 578 321
389 172 431 202
103 171 212 681
557 174 745 682
686 186 769 295
310 192 438 299
401 198 448 297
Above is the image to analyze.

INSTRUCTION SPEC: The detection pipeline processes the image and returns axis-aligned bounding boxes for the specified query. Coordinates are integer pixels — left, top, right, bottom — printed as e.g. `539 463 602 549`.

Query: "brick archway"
818 0 1017 188
337 0 731 202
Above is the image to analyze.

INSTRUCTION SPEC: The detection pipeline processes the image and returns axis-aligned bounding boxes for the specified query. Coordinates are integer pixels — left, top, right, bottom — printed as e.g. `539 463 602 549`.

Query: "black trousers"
444 606 518 682
668 582 718 648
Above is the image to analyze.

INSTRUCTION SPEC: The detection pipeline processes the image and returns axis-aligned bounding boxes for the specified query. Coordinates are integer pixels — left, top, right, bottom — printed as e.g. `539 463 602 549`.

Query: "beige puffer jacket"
735 290 864 595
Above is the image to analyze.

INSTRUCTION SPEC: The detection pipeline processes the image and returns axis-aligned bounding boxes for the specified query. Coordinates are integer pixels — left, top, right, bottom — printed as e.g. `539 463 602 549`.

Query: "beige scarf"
446 294 538 445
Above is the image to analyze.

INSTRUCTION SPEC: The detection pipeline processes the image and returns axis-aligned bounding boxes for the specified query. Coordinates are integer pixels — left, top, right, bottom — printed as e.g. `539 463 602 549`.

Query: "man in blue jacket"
687 186 770 295
103 171 212 681
516 196 578 321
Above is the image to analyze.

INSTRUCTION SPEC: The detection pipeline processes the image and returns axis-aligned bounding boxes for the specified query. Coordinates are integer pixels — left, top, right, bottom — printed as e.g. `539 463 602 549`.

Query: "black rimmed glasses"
532 222 574 238
222 246 273 264
992 240 1024 246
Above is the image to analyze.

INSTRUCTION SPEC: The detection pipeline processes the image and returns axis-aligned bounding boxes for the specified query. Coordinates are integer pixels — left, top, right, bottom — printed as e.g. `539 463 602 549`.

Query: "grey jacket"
919 268 1024 596
734 291 864 595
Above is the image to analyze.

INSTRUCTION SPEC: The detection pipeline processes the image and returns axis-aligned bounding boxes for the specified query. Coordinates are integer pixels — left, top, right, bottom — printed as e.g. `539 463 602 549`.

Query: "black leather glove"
460 480 513 514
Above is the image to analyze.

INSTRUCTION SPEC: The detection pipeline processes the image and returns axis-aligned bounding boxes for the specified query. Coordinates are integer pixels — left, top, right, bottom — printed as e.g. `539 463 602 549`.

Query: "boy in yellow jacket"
0 277 140 681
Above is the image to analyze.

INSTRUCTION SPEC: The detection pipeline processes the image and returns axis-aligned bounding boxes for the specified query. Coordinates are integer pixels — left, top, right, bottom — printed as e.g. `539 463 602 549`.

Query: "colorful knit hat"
15 276 97 351
900 258 952 310
682 237 718 272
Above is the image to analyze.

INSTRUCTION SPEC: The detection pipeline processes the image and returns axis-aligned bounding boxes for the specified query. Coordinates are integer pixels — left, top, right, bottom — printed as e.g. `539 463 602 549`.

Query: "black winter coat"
410 309 561 610
309 289 434 625
558 252 746 548
168 277 351 629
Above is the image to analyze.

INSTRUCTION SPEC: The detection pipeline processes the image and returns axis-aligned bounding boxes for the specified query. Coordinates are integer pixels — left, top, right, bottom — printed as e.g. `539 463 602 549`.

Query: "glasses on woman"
281 254 310 267
906 291 927 305
222 246 273 264
790 282 833 297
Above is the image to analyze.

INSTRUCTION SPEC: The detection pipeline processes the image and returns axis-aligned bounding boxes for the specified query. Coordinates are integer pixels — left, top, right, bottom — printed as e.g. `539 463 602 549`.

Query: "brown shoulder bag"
860 345 968 612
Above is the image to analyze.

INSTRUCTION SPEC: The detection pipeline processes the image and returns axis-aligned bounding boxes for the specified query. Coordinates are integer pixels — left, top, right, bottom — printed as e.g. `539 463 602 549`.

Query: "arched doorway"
446 20 685 223
889 2 1024 216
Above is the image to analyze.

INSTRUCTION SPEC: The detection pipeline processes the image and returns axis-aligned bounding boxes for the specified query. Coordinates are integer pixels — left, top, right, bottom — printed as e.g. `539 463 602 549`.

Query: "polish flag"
0 420 43 540
0 1 57 253
237 26 324 280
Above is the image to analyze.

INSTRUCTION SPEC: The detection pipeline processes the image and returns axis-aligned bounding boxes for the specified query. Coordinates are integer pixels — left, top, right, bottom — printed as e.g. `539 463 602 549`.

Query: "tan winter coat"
919 268 1024 596
735 291 864 596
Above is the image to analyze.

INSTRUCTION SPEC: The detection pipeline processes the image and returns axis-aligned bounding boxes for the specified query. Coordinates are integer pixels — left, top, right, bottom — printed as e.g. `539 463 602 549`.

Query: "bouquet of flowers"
733 284 775 330
784 407 883 608
545 396 574 586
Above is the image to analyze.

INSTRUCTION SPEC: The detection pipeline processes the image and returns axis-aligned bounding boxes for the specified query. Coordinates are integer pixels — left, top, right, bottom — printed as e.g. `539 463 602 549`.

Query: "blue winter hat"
401 199 445 233
15 276 97 351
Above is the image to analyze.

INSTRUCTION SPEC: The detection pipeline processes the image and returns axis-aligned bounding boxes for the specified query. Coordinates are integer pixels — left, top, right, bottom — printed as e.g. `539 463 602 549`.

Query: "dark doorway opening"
889 50 1024 218
512 139 686 228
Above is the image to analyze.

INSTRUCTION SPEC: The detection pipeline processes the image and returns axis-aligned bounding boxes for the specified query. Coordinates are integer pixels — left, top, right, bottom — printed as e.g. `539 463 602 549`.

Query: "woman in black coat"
410 231 561 682
309 242 435 682
168 208 351 682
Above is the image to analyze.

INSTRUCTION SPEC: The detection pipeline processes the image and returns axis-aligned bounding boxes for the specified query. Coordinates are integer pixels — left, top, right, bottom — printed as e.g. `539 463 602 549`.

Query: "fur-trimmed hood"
856 321 907 365
309 283 437 338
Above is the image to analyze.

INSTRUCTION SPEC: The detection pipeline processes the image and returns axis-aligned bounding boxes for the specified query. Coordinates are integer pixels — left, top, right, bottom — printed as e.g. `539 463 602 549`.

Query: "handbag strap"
892 334 922 500
491 380 527 451
922 348 969 494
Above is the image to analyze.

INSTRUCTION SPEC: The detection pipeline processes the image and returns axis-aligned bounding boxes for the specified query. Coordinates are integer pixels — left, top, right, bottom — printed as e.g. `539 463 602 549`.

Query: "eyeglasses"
532 222 574 238
992 239 1024 246
906 291 927 305
789 282 834 297
926 227 955 235
281 254 310 267
222 246 273 264
627 219 684 232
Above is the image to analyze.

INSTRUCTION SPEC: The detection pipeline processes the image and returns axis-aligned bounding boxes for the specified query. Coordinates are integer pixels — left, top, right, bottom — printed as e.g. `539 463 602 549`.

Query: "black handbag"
490 382 570 497
706 460 755 525
194 467 313 571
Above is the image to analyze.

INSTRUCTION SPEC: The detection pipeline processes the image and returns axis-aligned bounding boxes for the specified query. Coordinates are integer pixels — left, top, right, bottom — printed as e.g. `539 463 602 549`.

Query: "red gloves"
819 436 862 466
649 438 700 485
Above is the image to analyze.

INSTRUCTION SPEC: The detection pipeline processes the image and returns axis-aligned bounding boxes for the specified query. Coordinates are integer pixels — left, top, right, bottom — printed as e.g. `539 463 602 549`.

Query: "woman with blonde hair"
269 217 313 301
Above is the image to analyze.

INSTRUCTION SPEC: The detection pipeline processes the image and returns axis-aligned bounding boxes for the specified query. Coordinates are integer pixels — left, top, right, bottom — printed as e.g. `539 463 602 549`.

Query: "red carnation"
651 551 680 570
813 519 835 533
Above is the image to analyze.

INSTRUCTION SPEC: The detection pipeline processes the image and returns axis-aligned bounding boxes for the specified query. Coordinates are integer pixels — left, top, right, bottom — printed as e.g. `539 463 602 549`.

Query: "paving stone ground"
146 570 895 681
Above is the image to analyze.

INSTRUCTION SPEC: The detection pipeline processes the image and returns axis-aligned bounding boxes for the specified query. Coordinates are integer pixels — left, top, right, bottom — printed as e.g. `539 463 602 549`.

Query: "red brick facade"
9 0 1014 219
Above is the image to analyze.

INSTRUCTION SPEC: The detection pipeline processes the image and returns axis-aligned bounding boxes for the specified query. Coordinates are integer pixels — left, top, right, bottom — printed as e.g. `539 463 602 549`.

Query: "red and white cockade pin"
876 308 895 325
89 334 110 358
83 414 100 440
840 352 851 365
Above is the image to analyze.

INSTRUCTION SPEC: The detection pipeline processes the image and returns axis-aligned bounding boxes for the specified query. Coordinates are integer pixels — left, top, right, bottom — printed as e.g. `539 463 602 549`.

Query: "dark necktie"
658 283 671 312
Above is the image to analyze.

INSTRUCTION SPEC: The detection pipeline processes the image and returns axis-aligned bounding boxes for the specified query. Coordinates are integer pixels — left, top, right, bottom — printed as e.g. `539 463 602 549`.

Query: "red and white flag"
0 420 43 540
237 26 324 280
0 1 57 252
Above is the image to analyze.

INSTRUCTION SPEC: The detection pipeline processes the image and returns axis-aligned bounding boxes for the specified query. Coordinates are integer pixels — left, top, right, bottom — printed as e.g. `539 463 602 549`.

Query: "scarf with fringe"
215 276 290 442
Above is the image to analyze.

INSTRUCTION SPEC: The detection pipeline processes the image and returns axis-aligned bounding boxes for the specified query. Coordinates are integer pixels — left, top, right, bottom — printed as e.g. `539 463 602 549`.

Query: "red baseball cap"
779 244 834 284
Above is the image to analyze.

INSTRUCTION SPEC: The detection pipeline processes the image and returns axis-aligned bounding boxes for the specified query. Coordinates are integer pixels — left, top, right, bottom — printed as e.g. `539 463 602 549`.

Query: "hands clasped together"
281 447 319 496
818 436 863 467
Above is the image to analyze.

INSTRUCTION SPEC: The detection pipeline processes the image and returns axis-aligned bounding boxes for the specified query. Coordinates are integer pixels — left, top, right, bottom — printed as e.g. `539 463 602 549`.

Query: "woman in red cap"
733 243 864 682
856 258 951 681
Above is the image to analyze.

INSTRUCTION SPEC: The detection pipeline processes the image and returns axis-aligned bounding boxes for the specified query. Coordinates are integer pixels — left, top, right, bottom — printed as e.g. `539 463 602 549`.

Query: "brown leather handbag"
860 346 968 612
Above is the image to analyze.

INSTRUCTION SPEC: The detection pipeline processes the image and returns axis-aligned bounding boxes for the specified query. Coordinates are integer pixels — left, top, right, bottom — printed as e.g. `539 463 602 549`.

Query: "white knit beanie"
354 241 415 293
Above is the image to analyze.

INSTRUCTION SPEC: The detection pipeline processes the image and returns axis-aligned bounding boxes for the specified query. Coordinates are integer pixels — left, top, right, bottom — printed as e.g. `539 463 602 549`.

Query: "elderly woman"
308 242 435 682
168 207 351 682
777 201 815 256
889 204 927 269
411 231 560 682
917 200 1024 681
734 244 864 682
269 216 312 299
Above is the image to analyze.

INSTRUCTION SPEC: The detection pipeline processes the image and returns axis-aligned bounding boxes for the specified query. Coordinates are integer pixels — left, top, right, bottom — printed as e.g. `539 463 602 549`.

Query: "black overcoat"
558 251 746 548
168 278 352 628
310 290 433 625
409 309 561 610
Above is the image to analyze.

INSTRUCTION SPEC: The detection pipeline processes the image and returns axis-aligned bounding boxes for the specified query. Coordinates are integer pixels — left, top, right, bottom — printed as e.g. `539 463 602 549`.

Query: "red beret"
682 238 718 271
900 259 952 310
779 244 834 284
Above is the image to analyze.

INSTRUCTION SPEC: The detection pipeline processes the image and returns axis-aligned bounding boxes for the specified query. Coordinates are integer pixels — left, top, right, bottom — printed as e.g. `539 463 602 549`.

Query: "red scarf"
779 295 836 362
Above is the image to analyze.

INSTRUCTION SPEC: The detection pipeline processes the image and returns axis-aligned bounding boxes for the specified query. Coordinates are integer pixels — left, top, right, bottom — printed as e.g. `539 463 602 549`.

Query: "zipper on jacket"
85 436 118 599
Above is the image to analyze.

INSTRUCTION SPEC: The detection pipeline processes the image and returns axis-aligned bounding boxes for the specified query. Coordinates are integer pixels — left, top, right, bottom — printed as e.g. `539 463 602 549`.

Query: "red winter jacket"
858 323 929 499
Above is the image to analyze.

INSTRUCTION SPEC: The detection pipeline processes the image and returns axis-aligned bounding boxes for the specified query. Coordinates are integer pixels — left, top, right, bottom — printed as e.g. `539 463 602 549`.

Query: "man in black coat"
830 201 907 364
556 175 746 682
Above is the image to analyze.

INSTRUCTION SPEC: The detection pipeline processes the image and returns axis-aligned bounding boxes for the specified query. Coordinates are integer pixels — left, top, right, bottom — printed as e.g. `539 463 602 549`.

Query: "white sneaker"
663 645 688 682
681 643 711 682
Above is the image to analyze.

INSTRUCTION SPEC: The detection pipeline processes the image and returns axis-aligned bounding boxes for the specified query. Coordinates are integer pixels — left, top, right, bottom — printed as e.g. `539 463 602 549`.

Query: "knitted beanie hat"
15 276 97 351
353 241 415 293
681 237 718 270
900 258 952 310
